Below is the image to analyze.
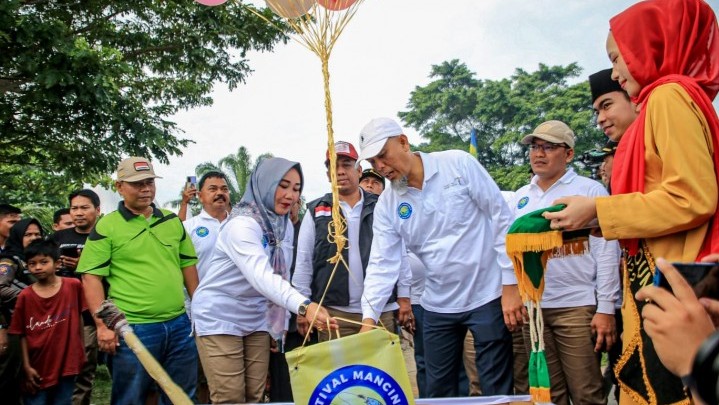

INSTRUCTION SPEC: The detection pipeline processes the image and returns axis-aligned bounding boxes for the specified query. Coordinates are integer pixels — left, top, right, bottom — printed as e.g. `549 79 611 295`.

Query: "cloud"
156 0 654 205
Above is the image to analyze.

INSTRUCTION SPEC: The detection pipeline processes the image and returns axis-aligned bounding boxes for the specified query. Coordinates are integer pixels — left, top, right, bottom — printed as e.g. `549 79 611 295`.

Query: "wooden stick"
96 300 193 405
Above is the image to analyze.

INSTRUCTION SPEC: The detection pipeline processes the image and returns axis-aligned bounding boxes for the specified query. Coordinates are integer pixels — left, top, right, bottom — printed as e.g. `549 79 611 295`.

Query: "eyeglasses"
528 143 568 153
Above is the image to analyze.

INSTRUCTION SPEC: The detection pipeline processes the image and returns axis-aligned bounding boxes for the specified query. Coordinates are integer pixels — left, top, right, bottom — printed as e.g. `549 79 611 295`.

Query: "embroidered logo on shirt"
397 202 412 219
195 226 209 237
315 206 332 217
0 263 10 276
517 196 529 209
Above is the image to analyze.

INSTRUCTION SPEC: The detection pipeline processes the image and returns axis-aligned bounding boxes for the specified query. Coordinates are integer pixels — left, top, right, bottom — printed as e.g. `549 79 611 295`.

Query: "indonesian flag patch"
315 206 331 217
134 161 151 171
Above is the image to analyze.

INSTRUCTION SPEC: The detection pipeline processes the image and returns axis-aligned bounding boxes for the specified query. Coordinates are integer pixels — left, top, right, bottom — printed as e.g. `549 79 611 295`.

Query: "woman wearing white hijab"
191 157 336 404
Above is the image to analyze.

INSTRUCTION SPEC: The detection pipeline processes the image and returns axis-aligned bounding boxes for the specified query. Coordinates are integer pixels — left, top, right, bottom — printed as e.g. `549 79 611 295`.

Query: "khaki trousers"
196 332 270 404
521 306 605 405
400 328 419 398
462 331 482 396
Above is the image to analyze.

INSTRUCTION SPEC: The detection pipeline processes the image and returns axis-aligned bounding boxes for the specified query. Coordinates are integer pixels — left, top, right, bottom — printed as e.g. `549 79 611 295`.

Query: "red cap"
325 141 359 163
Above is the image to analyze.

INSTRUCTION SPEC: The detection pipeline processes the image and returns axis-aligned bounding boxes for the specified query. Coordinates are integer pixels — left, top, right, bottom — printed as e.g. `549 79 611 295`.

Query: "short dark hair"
53 208 71 224
0 204 21 218
24 239 60 262
199 171 227 190
69 189 100 208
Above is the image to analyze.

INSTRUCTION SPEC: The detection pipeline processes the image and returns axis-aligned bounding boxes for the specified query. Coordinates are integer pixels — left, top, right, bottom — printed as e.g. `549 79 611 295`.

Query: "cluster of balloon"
315 0 358 11
263 0 360 18
264 0 314 18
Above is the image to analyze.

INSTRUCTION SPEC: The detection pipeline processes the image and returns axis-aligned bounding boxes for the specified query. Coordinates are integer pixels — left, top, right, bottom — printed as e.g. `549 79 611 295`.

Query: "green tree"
0 0 287 205
400 61 604 189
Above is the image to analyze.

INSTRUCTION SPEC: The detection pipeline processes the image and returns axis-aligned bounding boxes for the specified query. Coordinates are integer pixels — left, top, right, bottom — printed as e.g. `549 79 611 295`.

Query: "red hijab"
609 0 719 258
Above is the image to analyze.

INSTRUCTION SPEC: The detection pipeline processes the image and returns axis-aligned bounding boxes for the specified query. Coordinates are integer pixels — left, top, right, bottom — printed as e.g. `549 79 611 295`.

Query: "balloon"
265 0 314 19
195 0 228 5
317 0 357 11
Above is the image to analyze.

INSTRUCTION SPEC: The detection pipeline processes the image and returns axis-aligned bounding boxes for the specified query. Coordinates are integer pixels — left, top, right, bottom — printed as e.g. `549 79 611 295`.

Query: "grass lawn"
91 365 112 405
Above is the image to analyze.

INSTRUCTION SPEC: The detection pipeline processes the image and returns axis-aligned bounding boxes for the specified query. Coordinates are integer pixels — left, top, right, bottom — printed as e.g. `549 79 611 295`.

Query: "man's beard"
391 175 409 193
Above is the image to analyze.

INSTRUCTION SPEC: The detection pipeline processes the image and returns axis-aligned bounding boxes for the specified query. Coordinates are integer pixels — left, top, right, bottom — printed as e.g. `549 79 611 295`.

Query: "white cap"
356 117 404 165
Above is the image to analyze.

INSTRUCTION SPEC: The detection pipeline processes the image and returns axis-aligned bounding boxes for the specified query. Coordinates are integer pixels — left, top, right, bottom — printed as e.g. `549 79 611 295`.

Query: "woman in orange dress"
544 0 719 403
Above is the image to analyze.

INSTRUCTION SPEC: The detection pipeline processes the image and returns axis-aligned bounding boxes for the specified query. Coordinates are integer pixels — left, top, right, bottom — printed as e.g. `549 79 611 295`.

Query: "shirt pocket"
440 186 472 222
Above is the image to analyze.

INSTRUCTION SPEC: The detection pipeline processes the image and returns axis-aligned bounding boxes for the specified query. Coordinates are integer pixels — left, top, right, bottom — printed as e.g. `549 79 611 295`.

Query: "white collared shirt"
510 168 621 314
293 191 405 313
183 209 229 280
408 251 426 305
191 216 306 337
361 150 516 320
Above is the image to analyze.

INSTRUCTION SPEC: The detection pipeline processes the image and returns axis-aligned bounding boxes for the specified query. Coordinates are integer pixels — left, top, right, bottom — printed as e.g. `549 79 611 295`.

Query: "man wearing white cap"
511 121 620 405
292 141 411 340
356 117 522 397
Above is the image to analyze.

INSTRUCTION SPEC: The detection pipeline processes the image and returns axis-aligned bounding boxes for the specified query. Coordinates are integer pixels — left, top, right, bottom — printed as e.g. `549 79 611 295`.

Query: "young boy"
8 239 86 405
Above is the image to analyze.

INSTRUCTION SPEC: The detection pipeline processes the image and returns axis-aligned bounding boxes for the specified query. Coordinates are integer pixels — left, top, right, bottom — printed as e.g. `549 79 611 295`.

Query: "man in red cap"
292 141 411 340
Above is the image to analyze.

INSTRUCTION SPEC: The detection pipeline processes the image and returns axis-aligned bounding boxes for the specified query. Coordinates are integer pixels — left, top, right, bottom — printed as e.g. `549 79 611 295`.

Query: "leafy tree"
20 205 55 234
0 0 287 205
400 60 604 189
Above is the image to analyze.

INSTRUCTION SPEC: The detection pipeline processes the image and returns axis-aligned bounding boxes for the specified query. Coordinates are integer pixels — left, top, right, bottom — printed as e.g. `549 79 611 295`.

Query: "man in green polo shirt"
77 156 200 404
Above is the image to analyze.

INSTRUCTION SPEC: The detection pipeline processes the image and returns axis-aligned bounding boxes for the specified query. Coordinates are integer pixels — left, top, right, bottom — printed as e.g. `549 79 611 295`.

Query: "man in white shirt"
356 117 523 397
181 171 230 402
183 171 230 279
511 120 621 405
293 141 411 340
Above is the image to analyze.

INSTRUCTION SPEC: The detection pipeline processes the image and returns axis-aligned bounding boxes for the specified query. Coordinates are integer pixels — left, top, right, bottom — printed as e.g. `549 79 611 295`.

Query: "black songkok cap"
589 68 625 103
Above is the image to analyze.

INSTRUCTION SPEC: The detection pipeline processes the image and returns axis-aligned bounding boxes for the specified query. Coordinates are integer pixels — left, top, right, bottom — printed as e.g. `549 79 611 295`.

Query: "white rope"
528 300 538 353
536 301 545 352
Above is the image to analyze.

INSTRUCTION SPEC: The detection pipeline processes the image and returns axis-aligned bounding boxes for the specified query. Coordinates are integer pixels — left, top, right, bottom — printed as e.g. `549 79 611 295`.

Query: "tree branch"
71 8 126 35
0 78 28 94
123 44 183 59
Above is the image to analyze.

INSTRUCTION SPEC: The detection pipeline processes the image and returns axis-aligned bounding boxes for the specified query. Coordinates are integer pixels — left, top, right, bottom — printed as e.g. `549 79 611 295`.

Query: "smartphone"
654 262 719 299
186 175 197 190
60 246 79 258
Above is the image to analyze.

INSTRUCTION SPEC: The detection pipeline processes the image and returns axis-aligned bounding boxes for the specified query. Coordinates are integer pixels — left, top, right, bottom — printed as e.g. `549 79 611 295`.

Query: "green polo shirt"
77 202 198 324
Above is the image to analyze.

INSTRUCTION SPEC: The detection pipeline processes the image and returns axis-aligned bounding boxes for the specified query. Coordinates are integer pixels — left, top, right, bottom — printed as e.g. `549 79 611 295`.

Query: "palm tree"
217 146 254 203
167 147 273 214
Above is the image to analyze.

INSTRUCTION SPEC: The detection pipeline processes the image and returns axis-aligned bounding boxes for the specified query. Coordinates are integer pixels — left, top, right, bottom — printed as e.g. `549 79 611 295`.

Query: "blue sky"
151 0 719 206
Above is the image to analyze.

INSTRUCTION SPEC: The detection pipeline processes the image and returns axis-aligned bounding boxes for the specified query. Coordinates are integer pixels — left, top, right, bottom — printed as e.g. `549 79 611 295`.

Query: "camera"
579 150 606 180
690 330 719 404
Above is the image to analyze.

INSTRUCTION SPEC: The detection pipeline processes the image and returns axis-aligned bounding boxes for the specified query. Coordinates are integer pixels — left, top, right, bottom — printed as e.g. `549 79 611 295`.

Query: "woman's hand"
306 302 338 331
543 196 598 230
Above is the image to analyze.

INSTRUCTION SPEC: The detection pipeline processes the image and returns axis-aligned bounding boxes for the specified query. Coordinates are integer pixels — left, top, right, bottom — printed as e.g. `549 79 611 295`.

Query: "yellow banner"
286 328 415 405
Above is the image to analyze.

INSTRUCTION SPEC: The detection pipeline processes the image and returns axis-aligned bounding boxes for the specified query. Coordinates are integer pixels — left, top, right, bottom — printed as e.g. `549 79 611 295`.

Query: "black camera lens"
692 331 719 404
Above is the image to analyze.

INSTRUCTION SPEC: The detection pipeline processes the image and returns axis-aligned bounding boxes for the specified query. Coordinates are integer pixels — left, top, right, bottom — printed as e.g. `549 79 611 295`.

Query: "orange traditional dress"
596 0 719 404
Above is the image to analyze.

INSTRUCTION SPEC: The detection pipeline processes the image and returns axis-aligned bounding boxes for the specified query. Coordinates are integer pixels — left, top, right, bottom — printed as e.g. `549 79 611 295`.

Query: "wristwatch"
298 299 312 317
